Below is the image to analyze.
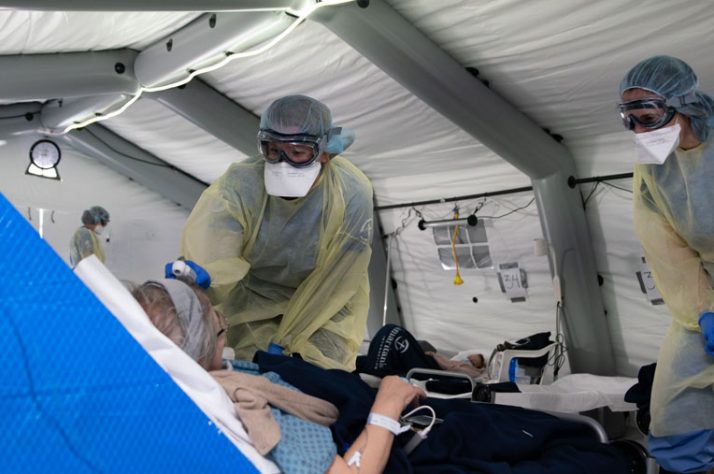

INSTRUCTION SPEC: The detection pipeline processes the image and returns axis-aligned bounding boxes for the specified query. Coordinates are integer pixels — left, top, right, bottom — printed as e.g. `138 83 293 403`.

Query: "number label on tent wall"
497 262 527 302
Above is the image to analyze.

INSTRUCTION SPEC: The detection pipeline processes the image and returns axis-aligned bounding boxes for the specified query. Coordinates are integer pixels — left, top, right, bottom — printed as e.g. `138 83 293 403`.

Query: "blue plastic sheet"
0 193 257 473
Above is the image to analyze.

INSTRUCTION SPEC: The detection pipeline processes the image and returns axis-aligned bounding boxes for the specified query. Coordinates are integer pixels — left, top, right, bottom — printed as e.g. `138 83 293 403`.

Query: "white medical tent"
1 0 712 380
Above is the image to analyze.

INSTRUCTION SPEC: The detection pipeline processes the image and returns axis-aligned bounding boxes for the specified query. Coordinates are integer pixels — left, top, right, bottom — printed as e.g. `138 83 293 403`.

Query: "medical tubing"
401 405 438 455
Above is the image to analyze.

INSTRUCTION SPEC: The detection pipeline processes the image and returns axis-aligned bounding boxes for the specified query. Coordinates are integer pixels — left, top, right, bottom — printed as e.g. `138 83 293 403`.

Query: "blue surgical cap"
81 206 110 225
259 95 355 155
619 55 714 142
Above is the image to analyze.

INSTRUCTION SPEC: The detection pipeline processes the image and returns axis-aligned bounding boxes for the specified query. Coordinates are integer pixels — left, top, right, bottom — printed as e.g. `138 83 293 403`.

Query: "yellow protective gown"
182 156 373 370
69 226 105 268
632 138 714 438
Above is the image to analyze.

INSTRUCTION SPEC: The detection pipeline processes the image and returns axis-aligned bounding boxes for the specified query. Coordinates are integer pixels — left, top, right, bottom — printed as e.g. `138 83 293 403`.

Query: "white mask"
94 224 104 235
633 122 681 165
264 160 321 198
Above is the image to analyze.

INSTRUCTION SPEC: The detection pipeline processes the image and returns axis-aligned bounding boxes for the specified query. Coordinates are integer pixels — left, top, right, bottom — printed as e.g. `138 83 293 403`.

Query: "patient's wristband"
367 413 411 435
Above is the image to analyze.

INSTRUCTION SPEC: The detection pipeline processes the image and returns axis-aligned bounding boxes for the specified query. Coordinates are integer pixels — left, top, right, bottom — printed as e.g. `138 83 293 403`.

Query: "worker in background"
69 205 110 268
181 95 373 371
618 55 714 474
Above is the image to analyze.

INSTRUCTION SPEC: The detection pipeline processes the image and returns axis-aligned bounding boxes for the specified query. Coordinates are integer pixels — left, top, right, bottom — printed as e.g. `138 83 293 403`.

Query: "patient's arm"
326 376 425 474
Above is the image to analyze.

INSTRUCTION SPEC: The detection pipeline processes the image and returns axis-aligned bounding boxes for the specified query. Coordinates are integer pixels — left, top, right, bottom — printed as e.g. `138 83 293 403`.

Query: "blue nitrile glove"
267 342 285 355
164 259 211 289
699 312 714 356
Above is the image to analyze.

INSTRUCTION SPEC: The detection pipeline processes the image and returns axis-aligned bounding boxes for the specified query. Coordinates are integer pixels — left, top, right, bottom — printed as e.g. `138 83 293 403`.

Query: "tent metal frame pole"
134 12 292 88
3 9 288 130
0 103 43 138
0 0 302 11
374 172 634 212
314 0 616 374
366 213 403 337
149 78 259 155
0 50 139 102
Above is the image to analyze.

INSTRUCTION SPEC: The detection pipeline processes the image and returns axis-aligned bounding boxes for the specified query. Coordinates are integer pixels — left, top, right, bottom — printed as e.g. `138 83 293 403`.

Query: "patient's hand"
371 375 426 420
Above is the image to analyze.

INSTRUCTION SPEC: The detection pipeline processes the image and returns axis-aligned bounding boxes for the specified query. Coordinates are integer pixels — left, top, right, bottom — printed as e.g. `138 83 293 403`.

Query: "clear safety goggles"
618 99 676 131
257 130 324 168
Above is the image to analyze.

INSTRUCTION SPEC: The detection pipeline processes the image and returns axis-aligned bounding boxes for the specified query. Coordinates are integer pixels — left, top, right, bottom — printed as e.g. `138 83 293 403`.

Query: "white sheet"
74 256 279 474
494 373 638 414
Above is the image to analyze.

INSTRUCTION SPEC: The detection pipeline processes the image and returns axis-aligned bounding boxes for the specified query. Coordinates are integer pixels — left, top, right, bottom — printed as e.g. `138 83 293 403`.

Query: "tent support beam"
150 79 259 155
0 103 43 138
366 212 403 339
59 125 206 210
0 50 139 102
0 1 302 11
314 0 616 374
135 12 292 88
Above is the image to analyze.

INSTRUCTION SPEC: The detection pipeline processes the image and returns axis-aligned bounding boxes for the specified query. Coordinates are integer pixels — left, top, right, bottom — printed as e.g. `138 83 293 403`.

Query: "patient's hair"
132 279 218 370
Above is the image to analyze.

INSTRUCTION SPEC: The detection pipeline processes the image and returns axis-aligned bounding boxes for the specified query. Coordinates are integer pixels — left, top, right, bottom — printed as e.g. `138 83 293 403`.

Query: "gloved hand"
699 312 714 356
164 259 211 289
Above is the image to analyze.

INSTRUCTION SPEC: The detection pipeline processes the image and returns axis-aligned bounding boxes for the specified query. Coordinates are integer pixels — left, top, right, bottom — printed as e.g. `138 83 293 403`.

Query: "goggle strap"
326 127 342 139
666 92 698 109
258 129 321 143
619 99 666 111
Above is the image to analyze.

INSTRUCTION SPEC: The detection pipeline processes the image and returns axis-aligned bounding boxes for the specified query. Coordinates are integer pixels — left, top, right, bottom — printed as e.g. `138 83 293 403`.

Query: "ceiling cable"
57 0 356 134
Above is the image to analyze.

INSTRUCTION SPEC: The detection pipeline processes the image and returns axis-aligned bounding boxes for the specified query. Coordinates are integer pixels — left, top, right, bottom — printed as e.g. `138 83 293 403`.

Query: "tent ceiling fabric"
103 98 246 184
387 0 714 177
0 0 712 376
200 18 527 205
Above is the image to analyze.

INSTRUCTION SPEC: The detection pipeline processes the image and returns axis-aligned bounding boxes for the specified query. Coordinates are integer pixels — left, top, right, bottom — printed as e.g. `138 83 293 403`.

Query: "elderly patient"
132 278 423 474
131 270 630 474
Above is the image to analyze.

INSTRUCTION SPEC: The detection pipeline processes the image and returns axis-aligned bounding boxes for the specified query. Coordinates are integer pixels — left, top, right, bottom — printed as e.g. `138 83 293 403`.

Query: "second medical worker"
618 55 714 473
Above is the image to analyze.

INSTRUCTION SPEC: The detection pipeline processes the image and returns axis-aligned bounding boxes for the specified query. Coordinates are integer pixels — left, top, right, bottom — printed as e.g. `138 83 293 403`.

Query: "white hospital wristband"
367 413 411 435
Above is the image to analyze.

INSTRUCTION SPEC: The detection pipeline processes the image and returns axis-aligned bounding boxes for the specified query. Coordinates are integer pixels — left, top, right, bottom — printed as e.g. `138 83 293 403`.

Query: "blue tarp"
0 193 257 473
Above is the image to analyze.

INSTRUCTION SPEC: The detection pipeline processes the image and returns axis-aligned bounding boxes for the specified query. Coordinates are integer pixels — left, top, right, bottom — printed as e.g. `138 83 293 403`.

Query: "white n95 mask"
633 122 680 165
94 225 105 235
264 160 321 198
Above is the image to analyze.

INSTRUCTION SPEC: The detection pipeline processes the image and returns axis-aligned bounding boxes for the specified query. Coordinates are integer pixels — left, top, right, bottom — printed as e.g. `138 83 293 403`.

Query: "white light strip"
59 0 355 134
58 91 144 134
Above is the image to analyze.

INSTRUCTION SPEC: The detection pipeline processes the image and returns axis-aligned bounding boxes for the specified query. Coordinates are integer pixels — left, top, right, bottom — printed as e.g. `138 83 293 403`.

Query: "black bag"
491 331 554 369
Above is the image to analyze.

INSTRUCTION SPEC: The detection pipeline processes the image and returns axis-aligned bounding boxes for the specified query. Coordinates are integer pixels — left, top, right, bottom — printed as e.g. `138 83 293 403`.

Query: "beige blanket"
211 370 339 455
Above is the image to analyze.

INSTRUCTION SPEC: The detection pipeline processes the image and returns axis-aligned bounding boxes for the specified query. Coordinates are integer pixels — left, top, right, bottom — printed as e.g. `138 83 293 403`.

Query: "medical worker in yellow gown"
619 55 714 473
69 205 110 268
181 95 373 371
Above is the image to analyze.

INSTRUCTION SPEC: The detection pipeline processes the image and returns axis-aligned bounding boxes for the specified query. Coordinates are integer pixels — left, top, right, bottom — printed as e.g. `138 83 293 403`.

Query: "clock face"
30 140 61 169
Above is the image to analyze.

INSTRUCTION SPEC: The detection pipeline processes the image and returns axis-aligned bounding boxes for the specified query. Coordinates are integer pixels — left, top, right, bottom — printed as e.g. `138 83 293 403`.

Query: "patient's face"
468 353 485 369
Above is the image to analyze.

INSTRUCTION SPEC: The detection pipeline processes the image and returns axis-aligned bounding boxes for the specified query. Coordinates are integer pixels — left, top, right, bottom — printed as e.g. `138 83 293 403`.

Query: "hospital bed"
78 259 653 473
374 339 657 473
360 336 657 474
405 343 638 414
396 341 560 399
